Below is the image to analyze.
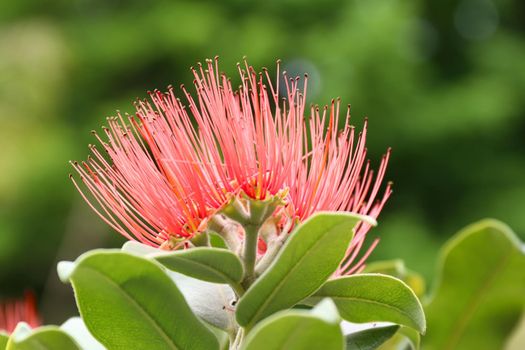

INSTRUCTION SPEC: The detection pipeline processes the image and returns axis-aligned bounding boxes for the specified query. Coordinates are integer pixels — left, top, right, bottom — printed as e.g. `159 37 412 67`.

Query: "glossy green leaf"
345 325 399 350
6 323 80 350
309 274 426 333
364 260 426 298
153 247 244 285
424 219 525 350
122 240 239 332
242 298 344 350
58 250 219 350
236 212 370 329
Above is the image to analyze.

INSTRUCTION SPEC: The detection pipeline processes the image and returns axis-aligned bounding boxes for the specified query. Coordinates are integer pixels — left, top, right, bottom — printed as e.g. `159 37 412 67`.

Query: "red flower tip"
0 291 41 334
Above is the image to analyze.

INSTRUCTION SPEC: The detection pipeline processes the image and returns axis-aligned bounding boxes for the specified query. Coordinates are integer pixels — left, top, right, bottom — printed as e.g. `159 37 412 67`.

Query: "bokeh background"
0 0 524 325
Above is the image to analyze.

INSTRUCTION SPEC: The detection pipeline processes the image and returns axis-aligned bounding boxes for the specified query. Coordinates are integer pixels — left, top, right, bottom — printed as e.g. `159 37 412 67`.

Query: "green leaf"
58 250 219 350
242 298 344 350
398 327 420 350
309 274 426 333
208 232 228 249
236 212 369 329
1 332 9 350
6 323 80 350
153 247 244 285
123 241 238 331
190 232 210 247
364 260 426 298
424 219 525 350
377 326 420 350
206 325 230 350
345 325 399 350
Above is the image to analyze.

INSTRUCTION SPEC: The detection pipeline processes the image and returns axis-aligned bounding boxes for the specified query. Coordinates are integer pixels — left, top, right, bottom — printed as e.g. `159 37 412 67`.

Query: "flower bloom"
0 292 40 334
71 58 391 273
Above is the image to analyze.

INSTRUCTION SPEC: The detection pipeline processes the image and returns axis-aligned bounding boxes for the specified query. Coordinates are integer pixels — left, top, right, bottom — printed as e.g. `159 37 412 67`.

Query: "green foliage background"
0 0 524 323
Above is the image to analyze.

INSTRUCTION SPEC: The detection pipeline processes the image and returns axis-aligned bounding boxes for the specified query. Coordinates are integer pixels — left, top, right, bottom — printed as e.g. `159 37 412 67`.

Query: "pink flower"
0 292 40 334
71 58 390 273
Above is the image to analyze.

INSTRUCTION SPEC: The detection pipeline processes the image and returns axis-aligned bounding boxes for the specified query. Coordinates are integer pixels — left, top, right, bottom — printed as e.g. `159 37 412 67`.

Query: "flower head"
0 292 40 334
71 58 390 273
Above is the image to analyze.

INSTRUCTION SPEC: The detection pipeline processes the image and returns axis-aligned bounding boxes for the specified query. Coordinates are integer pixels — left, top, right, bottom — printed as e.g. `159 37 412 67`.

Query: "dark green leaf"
58 250 219 350
153 247 244 285
309 274 426 333
345 325 399 350
236 212 370 329
424 219 525 350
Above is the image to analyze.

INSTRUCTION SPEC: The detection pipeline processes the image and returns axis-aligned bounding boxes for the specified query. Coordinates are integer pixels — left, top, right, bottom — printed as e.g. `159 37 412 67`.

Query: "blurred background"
0 0 524 324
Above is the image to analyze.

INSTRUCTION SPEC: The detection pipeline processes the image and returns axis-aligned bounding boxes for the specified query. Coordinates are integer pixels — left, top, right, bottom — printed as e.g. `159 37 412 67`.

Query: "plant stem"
242 224 259 286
